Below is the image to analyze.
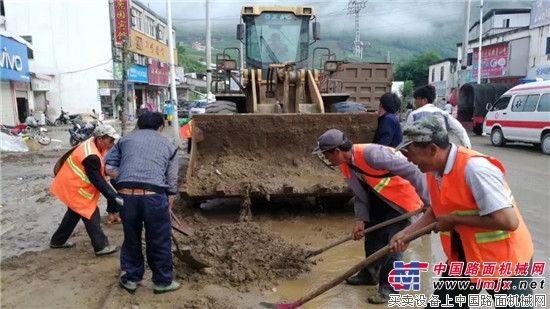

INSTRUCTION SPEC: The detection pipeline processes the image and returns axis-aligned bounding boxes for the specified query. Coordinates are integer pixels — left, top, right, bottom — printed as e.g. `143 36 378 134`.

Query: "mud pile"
174 222 314 291
182 113 378 198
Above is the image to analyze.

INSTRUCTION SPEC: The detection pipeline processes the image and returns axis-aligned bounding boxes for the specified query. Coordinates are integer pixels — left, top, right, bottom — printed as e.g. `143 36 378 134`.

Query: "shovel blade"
173 248 212 269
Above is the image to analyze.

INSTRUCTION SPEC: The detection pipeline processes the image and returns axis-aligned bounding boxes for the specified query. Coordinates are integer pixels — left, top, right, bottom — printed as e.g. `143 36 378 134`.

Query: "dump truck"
180 6 381 220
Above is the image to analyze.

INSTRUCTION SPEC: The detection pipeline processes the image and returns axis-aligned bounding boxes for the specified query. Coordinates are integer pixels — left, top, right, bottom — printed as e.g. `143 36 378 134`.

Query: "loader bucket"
181 113 379 200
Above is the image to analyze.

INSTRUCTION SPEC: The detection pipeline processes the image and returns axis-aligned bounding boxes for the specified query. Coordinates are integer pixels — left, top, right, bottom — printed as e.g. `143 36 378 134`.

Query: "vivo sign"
0 36 30 82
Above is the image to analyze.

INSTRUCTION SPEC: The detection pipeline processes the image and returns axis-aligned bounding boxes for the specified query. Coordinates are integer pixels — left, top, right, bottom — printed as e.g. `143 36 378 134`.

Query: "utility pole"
205 0 212 102
347 0 367 59
120 39 129 136
460 0 472 86
166 0 181 147
477 0 484 84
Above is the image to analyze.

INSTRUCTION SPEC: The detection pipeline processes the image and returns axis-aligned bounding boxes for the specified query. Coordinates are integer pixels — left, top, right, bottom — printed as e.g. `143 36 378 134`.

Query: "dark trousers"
51 207 109 252
106 179 119 214
359 210 410 296
119 192 173 286
187 138 192 154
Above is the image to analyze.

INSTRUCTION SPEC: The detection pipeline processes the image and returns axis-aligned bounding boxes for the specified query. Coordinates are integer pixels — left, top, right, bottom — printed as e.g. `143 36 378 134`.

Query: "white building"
456 8 531 85
3 0 177 122
526 0 550 80
428 58 458 103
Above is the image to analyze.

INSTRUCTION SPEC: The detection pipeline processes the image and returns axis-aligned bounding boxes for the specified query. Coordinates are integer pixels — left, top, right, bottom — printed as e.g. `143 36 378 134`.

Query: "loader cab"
238 6 319 73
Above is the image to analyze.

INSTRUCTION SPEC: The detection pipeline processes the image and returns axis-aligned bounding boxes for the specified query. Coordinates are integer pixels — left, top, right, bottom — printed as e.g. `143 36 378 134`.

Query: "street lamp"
477 0 483 84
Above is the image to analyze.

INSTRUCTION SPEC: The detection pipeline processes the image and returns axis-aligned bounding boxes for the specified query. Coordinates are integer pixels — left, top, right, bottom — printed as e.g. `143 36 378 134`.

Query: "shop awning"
30 73 53 81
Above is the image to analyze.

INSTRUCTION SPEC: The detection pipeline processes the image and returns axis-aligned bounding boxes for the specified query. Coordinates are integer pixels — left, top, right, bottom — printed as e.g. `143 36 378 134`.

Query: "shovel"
305 208 423 258
171 211 194 236
259 222 437 309
171 231 212 269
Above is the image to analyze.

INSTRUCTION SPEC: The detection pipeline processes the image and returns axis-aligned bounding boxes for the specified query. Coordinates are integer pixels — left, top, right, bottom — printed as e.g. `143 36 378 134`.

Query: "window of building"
440 66 444 81
157 24 165 42
538 94 550 111
131 8 143 31
467 53 473 66
502 19 510 28
145 16 155 37
21 35 34 59
431 68 435 82
1 0 5 17
546 37 550 55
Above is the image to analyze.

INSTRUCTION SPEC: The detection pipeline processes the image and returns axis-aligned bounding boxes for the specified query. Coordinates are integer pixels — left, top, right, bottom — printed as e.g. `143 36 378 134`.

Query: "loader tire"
205 100 238 114
330 102 367 113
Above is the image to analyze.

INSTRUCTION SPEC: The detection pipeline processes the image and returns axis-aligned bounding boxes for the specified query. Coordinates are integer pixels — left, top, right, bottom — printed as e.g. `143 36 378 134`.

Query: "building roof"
432 58 457 65
469 8 531 32
132 0 175 32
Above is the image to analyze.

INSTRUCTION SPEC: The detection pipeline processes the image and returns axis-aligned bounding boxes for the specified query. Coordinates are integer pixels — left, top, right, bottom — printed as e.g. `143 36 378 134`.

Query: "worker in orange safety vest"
390 116 534 309
312 129 431 304
50 125 123 256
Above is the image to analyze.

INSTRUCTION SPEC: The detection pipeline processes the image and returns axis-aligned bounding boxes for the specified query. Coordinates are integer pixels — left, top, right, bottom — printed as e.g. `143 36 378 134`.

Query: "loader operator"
390 117 534 308
312 129 430 304
49 125 121 257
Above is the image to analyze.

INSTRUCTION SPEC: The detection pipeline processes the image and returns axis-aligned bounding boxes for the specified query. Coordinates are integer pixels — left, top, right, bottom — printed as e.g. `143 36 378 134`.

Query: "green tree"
177 45 206 73
399 80 415 111
394 51 441 87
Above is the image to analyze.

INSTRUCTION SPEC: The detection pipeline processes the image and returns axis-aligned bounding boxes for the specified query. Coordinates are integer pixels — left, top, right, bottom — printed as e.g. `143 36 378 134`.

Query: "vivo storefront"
1 34 31 126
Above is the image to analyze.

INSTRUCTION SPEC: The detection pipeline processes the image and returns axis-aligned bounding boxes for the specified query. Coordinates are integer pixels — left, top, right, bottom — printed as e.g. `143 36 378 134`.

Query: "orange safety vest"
428 147 533 282
180 119 193 139
50 137 107 220
339 144 423 213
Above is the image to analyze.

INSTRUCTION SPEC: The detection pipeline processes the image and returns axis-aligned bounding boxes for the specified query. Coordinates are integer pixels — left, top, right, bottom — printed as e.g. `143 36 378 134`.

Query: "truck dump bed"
181 113 378 199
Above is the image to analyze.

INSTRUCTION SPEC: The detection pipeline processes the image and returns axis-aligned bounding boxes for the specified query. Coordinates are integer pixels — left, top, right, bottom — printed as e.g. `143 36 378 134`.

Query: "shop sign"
31 78 50 91
113 62 148 83
0 35 30 82
530 0 550 28
432 81 447 96
148 59 169 86
13 81 30 90
99 88 111 96
129 30 177 64
113 0 130 47
472 43 509 79
98 80 133 90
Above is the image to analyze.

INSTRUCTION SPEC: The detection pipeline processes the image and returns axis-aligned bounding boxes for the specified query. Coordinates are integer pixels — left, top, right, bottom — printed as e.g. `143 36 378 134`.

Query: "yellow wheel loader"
180 6 381 220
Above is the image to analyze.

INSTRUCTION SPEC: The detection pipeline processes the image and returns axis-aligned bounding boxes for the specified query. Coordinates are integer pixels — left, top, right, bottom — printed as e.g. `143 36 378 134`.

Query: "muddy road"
1 134 549 309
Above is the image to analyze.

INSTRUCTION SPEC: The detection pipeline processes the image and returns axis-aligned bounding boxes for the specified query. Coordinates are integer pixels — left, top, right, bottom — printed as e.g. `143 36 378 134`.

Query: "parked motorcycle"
54 108 82 126
0 117 52 145
68 115 103 146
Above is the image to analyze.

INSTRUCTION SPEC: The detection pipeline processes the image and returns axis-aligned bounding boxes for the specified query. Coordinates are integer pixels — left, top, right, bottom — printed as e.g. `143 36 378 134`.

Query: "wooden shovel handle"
307 208 423 258
298 222 437 306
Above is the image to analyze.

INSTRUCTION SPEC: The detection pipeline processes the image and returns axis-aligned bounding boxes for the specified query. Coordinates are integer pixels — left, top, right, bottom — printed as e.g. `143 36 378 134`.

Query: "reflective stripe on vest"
339 144 423 212
474 230 510 244
78 188 94 199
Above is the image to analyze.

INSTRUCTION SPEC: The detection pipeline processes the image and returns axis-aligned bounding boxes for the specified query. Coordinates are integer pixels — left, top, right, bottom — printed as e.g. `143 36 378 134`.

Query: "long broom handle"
307 208 423 258
297 222 437 307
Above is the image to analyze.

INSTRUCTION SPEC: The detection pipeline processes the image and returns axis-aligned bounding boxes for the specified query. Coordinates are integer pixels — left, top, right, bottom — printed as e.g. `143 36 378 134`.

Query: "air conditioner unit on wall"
133 54 139 62
147 58 153 65
159 62 164 68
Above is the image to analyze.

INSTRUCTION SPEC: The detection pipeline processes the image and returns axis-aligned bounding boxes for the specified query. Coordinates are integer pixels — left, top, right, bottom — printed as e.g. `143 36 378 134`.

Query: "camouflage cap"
396 116 448 150
93 124 120 140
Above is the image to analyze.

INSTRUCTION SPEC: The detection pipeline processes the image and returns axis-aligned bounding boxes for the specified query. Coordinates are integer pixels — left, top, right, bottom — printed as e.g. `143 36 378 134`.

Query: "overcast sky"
140 0 531 36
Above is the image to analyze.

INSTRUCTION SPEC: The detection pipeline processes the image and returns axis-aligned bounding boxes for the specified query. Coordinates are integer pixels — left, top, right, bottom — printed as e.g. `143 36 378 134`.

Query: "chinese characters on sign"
472 43 509 79
130 30 177 64
148 59 169 86
113 0 130 47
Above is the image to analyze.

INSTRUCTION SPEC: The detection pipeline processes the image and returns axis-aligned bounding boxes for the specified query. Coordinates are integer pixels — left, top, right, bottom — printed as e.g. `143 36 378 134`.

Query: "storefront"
30 73 52 113
113 62 148 118
147 59 170 112
97 80 133 119
0 34 30 126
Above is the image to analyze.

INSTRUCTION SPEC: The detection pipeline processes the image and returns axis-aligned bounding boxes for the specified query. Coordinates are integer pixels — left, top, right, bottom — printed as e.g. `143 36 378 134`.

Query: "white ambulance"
483 80 550 155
